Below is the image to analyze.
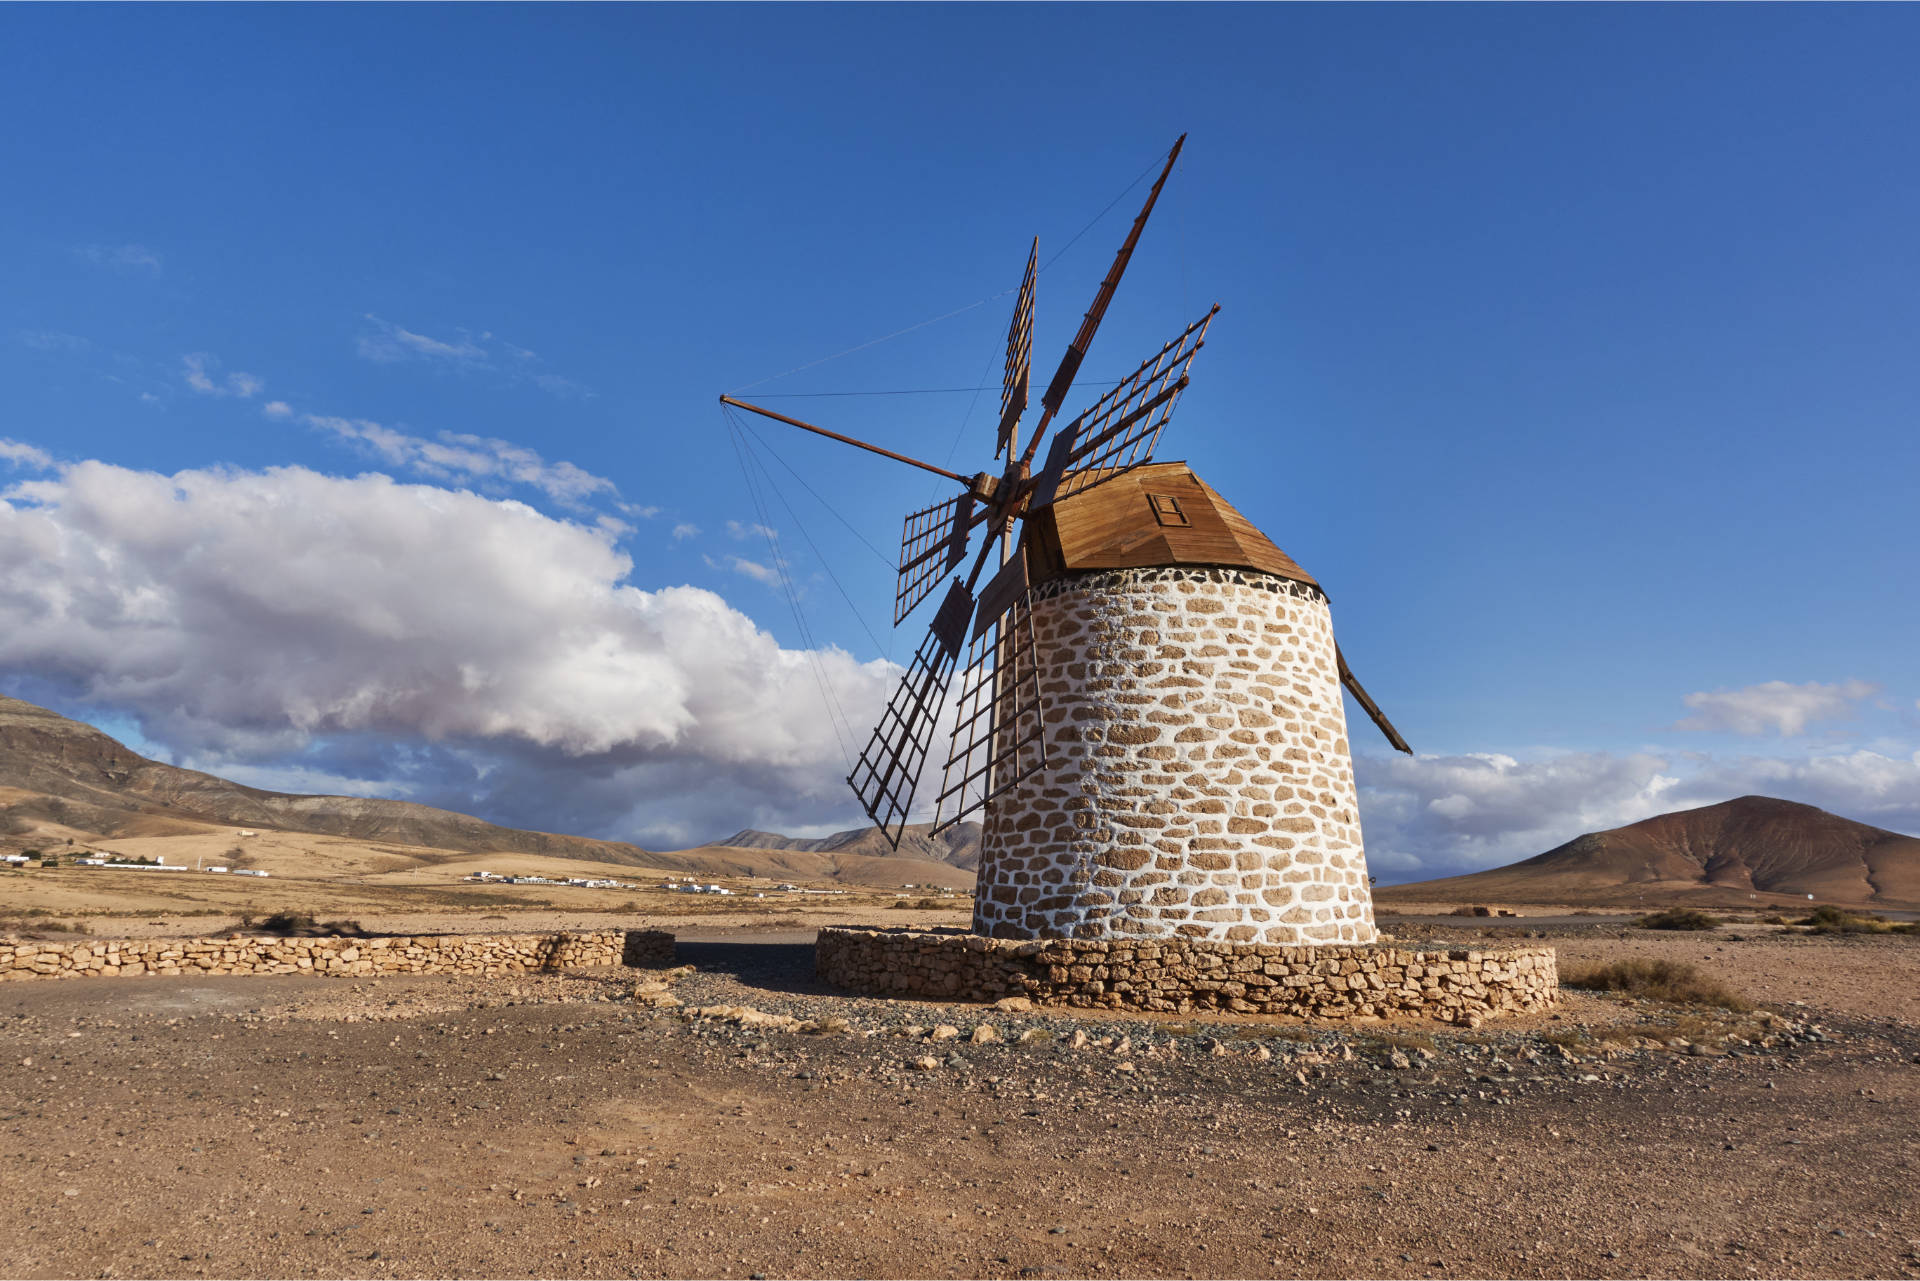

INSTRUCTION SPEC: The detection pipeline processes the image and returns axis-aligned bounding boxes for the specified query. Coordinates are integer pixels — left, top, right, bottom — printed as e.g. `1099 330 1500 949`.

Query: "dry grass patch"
1798 905 1917 935
1590 1013 1729 1047
1562 958 1750 1011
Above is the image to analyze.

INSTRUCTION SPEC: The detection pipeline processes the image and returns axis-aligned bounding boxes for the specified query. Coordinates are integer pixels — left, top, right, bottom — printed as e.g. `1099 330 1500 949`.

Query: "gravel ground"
2 928 1917 1280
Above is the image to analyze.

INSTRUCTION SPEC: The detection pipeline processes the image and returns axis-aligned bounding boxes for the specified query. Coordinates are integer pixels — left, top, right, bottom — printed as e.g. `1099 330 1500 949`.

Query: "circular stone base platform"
816 927 1556 1024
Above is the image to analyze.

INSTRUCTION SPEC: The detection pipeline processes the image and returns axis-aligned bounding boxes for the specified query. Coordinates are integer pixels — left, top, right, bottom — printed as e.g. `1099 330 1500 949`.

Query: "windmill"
723 136 1413 945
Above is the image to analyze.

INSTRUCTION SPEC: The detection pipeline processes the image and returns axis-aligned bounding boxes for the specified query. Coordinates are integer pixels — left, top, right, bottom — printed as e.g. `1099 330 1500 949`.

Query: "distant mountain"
0 694 662 865
0 695 974 887
1380 795 1920 908
717 822 982 872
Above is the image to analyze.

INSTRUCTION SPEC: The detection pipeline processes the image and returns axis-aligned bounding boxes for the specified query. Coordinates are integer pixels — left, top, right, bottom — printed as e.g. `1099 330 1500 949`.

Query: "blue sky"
3 5 1916 872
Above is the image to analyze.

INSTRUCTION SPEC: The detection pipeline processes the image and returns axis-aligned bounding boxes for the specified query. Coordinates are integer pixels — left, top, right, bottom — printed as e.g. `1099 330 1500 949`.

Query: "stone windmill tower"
722 136 1412 947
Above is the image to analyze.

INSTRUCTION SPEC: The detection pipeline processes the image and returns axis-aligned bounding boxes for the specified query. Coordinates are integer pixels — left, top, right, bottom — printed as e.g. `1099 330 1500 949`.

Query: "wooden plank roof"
1022 461 1319 590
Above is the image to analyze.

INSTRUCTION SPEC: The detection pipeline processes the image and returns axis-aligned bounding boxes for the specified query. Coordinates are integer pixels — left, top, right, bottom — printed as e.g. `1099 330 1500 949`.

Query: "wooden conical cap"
1022 461 1319 591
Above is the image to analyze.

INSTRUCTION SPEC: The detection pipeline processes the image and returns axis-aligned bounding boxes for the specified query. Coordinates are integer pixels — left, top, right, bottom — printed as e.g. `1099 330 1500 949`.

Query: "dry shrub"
1634 908 1722 931
1798 905 1913 935
1447 905 1493 918
255 912 370 937
1562 958 1750 1011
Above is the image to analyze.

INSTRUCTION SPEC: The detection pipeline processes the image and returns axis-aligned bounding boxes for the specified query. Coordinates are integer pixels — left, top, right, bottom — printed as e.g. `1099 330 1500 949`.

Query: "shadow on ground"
672 939 837 999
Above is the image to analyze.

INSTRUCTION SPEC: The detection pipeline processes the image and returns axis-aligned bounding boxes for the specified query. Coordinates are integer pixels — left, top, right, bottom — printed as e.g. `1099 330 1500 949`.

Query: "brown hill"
0 694 660 865
717 822 982 872
0 695 974 888
1381 796 1920 909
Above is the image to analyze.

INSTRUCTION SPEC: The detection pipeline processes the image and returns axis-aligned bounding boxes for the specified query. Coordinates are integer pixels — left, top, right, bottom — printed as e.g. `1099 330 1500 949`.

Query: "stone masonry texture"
977 565 1375 945
0 929 675 981
817 927 1557 1023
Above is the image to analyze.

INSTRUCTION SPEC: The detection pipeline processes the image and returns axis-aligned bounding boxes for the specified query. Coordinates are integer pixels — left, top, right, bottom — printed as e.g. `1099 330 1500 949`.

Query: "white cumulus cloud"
0 456 898 845
1676 678 1878 737
1356 750 1681 878
0 440 53 470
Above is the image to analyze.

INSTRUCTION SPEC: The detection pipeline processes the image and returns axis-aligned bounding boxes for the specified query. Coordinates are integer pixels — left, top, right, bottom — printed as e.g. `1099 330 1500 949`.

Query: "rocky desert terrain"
6 696 1920 1278
1 911 1917 1280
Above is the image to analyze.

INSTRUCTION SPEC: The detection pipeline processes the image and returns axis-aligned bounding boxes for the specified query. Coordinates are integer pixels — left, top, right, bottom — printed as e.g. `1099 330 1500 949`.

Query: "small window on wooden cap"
1147 493 1191 527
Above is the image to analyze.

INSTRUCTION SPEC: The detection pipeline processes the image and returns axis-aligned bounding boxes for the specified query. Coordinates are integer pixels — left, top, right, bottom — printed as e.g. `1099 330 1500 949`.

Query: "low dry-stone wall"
0 929 675 981
817 927 1556 1024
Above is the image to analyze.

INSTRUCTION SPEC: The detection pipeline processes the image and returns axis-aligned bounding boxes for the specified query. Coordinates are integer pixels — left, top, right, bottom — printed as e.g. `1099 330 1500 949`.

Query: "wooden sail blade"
895 492 978 624
1336 646 1413 755
933 589 1047 833
1030 305 1217 509
995 238 1037 460
1019 135 1188 468
849 581 976 847
970 538 1029 642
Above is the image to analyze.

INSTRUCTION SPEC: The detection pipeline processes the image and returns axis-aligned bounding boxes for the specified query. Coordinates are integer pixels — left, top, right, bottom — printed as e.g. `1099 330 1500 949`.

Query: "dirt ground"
0 864 973 942
2 917 1918 1280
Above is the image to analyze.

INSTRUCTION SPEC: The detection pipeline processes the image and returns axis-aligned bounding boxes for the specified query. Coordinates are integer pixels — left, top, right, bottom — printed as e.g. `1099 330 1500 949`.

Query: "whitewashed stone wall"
976 566 1375 946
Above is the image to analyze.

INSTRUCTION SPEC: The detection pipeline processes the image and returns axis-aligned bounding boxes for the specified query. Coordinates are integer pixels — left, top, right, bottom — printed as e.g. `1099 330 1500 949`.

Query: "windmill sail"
1035 135 1187 427
849 580 975 845
895 492 977 624
1030 306 1217 508
1335 645 1413 755
933 582 1047 833
996 239 1037 459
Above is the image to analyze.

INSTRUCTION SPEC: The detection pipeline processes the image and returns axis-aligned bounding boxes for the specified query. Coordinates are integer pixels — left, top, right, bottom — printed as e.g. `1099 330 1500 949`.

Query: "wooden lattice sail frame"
720 134 1411 847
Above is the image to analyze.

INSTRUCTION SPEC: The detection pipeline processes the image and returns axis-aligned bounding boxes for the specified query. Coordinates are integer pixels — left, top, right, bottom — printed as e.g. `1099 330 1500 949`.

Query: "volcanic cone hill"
1381 796 1920 909
0 695 974 886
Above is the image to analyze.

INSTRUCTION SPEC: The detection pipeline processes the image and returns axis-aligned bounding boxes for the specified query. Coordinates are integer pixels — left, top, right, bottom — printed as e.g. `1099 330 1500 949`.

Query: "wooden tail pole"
1336 646 1413 755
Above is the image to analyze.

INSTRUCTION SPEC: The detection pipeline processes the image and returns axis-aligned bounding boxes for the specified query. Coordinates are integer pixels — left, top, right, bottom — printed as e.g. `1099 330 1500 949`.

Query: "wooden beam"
721 396 970 485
